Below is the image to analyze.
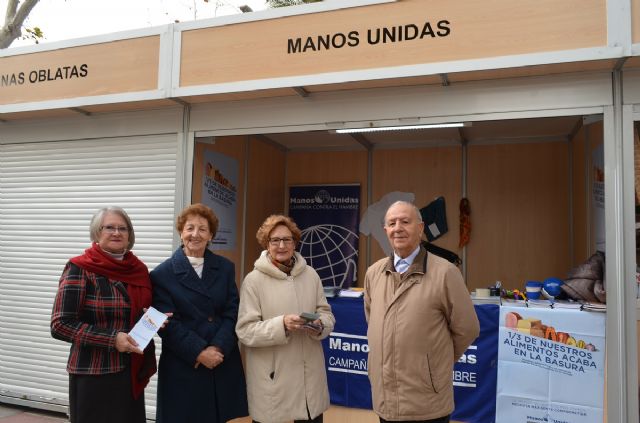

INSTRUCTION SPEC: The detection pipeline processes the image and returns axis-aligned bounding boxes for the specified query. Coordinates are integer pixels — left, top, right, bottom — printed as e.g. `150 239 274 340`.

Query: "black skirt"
69 369 146 423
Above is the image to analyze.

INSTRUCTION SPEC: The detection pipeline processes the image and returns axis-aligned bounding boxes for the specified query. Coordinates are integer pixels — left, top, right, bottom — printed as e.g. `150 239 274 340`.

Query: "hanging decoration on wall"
420 196 448 241
289 184 360 290
459 197 471 248
359 191 415 257
202 150 238 250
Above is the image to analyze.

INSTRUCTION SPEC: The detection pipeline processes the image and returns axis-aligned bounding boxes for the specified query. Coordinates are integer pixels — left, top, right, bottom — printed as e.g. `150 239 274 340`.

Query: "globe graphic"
298 224 359 289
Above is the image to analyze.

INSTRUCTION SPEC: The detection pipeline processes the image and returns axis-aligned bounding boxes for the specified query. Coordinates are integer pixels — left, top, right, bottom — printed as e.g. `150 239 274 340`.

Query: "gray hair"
89 206 136 251
384 200 423 225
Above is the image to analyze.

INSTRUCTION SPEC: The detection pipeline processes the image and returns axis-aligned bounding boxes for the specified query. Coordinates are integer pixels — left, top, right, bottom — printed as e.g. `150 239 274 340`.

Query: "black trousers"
379 414 450 423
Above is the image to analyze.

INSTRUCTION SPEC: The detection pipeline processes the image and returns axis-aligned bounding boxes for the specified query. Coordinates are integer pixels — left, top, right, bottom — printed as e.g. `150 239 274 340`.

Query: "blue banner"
453 303 499 423
289 185 360 289
322 297 372 409
322 297 499 422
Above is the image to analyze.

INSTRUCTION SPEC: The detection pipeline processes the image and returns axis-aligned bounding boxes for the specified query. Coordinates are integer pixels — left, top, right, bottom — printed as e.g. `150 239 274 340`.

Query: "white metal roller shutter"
0 134 178 418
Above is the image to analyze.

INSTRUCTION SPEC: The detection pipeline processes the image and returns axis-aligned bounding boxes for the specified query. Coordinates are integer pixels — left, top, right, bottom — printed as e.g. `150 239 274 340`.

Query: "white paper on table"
339 289 364 298
128 306 168 350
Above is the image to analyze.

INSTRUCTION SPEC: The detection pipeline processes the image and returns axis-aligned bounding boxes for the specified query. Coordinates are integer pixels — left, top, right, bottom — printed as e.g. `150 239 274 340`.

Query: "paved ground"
0 404 67 423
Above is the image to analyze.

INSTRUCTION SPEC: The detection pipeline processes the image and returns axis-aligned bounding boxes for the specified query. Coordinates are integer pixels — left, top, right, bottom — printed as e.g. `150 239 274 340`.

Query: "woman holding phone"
236 214 335 423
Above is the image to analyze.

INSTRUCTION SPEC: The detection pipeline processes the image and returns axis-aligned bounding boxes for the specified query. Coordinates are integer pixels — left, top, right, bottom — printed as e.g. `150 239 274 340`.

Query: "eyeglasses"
101 225 129 234
269 237 294 246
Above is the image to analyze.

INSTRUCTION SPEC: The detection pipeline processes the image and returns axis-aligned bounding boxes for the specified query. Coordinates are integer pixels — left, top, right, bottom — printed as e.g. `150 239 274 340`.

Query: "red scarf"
70 243 155 399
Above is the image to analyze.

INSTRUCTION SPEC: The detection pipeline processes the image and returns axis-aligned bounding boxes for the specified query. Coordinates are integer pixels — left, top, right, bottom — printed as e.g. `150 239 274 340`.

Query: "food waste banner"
496 306 605 423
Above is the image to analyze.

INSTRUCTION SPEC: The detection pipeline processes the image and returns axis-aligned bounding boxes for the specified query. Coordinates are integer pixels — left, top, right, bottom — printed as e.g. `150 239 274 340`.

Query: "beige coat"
364 247 479 421
236 251 335 423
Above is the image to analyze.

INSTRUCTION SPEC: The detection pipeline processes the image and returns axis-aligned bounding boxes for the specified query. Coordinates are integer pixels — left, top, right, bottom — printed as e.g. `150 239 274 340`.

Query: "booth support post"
604 70 639 423
176 104 194 249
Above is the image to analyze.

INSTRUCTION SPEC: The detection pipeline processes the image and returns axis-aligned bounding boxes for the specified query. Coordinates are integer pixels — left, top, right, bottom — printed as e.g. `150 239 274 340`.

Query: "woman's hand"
142 308 173 330
160 312 173 329
115 332 143 355
195 346 224 369
301 319 324 336
283 314 306 332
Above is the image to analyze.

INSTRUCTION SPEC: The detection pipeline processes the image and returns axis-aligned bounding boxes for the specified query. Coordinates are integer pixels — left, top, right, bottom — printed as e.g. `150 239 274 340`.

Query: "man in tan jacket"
364 201 480 423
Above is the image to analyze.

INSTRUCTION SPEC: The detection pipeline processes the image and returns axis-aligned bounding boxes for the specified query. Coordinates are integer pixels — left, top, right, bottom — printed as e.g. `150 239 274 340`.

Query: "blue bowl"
527 291 541 300
525 280 543 289
543 277 563 297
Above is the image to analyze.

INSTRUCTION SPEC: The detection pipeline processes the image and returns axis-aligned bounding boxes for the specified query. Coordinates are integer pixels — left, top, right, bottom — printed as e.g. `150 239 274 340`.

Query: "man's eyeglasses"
269 237 294 246
101 225 129 234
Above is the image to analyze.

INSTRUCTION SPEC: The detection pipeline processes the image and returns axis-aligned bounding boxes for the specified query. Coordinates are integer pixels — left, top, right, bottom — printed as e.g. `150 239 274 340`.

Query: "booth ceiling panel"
305 75 444 93
266 131 361 151
463 116 579 140
624 56 640 69
447 61 617 84
82 100 178 114
0 109 80 121
181 88 298 104
264 116 582 151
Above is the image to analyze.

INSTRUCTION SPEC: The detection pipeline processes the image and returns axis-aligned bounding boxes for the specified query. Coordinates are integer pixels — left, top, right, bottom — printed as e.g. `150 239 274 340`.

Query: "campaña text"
329 357 368 371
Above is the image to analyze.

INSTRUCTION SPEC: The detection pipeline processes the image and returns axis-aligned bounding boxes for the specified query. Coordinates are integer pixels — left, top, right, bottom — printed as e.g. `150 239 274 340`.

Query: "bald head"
385 201 422 224
384 201 424 258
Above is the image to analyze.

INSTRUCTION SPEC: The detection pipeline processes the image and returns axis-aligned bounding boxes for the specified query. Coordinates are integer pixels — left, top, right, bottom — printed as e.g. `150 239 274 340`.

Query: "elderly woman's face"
267 224 295 264
98 212 129 254
181 214 212 257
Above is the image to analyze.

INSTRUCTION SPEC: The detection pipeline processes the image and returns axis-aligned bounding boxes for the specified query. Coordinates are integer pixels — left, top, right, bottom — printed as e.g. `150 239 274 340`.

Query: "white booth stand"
1 0 639 421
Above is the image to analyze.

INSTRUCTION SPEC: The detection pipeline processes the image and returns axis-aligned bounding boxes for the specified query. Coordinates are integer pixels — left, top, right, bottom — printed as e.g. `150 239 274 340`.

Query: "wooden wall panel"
1 37 159 105
572 125 590 266
286 150 369 287
466 142 570 292
244 137 287 277
588 121 604 255
370 147 463 265
571 120 605 266
180 0 606 87
192 136 247 285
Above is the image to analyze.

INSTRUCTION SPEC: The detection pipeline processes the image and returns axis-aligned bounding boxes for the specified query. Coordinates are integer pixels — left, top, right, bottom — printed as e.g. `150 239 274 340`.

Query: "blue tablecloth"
322 297 499 423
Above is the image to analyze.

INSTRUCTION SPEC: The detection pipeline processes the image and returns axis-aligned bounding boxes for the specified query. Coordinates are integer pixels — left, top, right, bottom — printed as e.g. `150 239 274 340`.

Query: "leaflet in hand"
129 306 167 350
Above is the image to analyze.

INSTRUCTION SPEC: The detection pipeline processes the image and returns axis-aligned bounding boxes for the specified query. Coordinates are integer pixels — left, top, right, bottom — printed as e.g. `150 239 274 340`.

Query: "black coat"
151 247 248 423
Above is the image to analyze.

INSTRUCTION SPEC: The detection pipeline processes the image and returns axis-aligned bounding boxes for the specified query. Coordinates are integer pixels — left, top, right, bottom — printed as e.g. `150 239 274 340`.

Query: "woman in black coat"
151 203 248 423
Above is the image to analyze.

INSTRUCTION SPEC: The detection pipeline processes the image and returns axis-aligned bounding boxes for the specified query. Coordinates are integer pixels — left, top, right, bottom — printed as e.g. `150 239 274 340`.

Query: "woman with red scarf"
51 206 156 423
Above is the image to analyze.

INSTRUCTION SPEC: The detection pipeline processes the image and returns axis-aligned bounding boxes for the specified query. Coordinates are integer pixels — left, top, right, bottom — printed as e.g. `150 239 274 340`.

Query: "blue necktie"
396 259 409 273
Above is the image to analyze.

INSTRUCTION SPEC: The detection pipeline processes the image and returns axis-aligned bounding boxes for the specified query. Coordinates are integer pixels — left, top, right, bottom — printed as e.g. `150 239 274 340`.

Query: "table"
321 297 499 422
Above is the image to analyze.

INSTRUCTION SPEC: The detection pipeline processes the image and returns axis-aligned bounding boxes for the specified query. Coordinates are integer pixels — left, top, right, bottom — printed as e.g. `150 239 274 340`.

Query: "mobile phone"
303 322 322 331
300 312 320 322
